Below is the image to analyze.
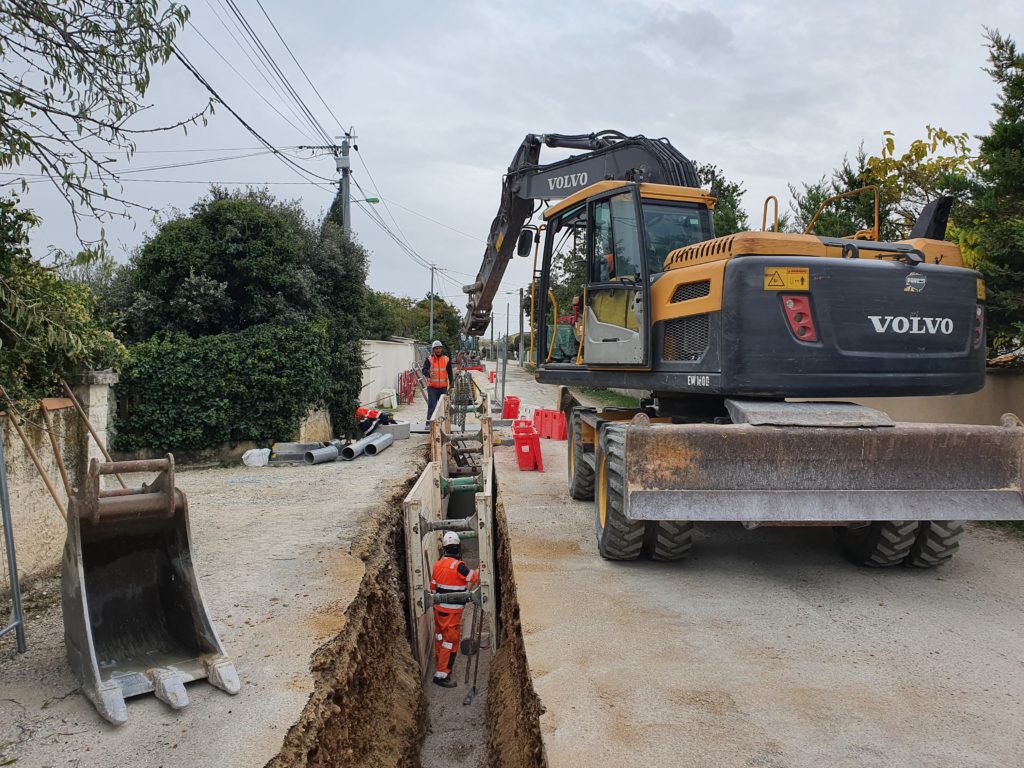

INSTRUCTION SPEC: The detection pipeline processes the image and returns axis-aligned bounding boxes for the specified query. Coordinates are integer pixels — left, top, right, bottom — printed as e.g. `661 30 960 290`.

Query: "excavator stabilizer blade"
61 456 239 725
623 416 1024 523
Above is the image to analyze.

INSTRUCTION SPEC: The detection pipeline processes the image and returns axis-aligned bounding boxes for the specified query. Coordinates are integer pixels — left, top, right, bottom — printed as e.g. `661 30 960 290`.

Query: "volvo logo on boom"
547 172 588 191
868 315 953 335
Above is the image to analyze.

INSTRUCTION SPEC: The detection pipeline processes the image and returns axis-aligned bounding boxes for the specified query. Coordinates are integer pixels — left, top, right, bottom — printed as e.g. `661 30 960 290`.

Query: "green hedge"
113 321 332 452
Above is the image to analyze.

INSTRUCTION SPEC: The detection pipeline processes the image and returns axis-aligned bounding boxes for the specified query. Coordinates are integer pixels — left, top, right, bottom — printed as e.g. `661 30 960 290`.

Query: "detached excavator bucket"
61 456 239 725
623 403 1024 524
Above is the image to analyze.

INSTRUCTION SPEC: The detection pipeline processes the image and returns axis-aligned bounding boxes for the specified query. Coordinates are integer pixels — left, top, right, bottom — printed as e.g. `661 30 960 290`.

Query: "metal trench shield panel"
623 419 1024 523
61 457 240 725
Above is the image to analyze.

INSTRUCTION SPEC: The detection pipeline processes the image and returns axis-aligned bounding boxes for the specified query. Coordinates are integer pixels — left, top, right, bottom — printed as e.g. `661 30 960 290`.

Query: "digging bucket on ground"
61 455 239 725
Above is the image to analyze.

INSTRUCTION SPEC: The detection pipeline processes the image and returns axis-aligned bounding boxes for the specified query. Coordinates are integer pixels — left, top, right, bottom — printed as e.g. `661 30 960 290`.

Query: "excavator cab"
537 181 715 367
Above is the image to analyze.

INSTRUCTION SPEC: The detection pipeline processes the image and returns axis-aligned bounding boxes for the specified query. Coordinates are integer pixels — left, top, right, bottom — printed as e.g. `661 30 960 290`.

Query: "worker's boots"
433 676 457 688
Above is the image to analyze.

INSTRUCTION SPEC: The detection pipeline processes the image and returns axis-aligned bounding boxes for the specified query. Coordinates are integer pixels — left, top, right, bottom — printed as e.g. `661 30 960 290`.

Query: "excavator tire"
594 423 644 560
906 521 964 568
643 521 694 562
838 521 920 567
567 407 595 500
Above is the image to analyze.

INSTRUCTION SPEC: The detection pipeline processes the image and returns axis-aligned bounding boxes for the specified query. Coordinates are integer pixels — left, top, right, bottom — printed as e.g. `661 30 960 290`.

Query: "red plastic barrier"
502 396 521 419
547 411 567 441
513 429 544 471
488 370 496 383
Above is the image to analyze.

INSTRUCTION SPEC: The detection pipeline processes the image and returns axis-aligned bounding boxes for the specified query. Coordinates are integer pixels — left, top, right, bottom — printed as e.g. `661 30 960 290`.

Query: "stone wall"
1 375 112 582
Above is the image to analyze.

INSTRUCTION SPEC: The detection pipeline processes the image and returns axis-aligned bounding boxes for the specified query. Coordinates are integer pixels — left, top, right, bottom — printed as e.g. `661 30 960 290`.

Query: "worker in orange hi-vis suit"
429 531 479 688
422 340 453 421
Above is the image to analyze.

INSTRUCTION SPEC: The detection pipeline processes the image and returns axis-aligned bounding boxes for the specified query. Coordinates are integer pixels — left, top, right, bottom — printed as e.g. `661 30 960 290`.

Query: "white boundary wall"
360 338 418 407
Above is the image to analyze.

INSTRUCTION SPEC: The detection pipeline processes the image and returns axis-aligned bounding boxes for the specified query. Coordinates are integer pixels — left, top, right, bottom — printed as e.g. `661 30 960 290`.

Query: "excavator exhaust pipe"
61 456 240 725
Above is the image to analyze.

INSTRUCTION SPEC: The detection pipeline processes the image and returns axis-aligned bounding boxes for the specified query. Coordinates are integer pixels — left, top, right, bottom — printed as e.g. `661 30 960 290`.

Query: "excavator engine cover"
61 456 239 725
623 405 1024 524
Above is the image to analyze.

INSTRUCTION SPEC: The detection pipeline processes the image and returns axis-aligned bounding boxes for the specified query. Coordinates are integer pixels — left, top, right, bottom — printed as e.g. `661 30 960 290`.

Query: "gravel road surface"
493 363 1024 768
0 434 427 768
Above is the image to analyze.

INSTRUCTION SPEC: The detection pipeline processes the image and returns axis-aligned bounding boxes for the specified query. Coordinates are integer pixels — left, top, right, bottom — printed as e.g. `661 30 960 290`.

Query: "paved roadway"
492 363 1024 768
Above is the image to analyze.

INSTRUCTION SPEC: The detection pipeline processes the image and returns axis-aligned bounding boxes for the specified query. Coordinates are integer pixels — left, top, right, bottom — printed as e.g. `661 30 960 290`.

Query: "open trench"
266 461 546 768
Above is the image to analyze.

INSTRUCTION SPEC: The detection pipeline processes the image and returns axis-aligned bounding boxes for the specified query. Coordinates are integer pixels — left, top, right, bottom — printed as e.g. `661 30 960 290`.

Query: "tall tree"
0 0 210 242
695 163 749 236
961 29 1024 357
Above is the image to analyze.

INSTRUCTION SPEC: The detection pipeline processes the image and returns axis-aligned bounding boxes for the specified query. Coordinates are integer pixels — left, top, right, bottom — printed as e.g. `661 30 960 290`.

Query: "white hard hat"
442 531 460 547
431 340 443 348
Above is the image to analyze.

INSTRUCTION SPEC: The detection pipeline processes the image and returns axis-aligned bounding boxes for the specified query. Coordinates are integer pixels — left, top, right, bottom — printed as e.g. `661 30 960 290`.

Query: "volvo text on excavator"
463 130 1024 567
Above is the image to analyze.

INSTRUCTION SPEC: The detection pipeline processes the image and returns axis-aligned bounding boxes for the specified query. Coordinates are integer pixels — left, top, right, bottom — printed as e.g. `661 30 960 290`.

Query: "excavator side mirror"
517 230 534 257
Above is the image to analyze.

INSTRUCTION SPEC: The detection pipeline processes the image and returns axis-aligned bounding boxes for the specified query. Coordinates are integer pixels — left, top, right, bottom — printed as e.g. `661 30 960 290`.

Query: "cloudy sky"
18 0 1024 329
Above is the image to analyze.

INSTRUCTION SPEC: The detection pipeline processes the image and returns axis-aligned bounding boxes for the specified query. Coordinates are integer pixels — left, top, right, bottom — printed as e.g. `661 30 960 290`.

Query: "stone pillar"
73 370 118 468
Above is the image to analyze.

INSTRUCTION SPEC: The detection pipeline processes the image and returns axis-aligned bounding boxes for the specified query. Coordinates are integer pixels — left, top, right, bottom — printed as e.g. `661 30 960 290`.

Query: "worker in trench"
422 340 454 421
430 531 479 688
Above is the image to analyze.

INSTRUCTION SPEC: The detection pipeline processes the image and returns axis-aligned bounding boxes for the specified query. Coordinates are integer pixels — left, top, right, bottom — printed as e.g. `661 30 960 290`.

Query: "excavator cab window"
641 201 712 276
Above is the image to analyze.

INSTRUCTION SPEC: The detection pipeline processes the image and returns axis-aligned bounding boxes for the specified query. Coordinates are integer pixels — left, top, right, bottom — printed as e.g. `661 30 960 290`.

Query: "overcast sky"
18 0 1024 329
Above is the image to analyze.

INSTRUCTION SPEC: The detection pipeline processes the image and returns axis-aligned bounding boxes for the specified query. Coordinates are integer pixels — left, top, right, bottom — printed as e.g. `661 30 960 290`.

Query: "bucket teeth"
92 679 128 726
147 668 190 710
204 656 241 695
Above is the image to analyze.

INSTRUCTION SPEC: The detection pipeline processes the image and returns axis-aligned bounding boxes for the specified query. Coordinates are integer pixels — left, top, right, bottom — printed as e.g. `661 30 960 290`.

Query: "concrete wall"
1 376 112 583
360 338 417 407
850 370 1024 425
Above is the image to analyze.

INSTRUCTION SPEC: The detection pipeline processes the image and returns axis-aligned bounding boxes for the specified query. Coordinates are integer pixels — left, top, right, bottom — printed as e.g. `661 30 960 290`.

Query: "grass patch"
980 521 1024 538
571 387 641 409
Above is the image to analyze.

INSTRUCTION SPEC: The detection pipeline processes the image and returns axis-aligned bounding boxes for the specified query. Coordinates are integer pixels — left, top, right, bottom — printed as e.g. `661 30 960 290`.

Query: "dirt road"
493 364 1024 768
0 434 427 768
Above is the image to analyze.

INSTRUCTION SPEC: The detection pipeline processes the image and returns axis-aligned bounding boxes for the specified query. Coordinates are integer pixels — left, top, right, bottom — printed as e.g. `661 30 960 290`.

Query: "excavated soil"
486 497 547 768
268 487 426 768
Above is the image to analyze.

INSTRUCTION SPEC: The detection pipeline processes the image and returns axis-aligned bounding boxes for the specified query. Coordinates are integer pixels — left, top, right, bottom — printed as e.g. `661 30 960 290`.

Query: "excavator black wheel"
906 521 964 568
838 521 920 567
643 520 694 562
567 407 596 501
594 423 644 560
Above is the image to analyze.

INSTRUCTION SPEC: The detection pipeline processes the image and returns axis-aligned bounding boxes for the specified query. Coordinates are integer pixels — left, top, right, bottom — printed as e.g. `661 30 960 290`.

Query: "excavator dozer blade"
623 413 1024 523
61 456 239 725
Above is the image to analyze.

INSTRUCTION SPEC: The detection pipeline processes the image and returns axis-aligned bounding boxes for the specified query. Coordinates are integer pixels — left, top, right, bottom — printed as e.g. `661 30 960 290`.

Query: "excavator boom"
462 131 702 335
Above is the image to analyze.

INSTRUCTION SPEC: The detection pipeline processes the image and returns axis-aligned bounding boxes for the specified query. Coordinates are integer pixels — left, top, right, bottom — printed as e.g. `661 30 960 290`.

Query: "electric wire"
219 0 334 146
171 46 336 189
204 0 323 144
188 19 312 138
253 0 348 135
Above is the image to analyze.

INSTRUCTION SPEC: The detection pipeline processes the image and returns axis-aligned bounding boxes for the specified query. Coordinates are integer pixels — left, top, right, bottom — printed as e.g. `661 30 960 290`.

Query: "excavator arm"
462 130 701 335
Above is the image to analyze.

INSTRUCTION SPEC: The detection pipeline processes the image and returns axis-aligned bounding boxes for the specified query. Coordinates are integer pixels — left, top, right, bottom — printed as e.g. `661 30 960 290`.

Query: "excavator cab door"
584 188 649 366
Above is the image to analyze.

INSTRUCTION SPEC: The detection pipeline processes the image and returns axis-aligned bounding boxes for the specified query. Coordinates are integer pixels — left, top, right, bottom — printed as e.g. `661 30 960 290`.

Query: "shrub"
113 321 332 452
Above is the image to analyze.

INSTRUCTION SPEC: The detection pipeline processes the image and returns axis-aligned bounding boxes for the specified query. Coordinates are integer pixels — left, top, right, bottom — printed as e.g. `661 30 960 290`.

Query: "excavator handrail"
762 195 779 232
803 185 880 241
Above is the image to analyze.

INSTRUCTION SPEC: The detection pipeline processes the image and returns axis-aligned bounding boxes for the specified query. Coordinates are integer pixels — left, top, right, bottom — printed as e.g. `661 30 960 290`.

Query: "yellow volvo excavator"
463 130 1023 566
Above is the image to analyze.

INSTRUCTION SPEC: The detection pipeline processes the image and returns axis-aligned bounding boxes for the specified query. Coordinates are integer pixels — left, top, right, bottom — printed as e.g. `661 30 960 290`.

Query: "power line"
2 173 333 186
204 0 323 144
380 197 484 243
188 19 312 138
115 150 271 175
170 46 336 190
253 0 347 135
219 0 334 146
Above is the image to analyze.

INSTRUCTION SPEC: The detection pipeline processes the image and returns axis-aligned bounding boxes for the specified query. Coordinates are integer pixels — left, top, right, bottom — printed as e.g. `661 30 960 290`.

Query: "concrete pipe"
304 445 339 465
363 432 394 456
341 434 378 461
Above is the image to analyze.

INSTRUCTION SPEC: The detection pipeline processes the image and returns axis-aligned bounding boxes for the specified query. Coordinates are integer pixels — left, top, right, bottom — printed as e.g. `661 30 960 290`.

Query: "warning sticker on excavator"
763 267 810 290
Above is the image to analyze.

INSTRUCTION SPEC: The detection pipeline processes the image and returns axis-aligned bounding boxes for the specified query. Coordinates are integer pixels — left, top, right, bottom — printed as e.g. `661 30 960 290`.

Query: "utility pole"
338 131 353 234
490 313 494 360
300 128 356 232
429 265 435 341
518 288 524 365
